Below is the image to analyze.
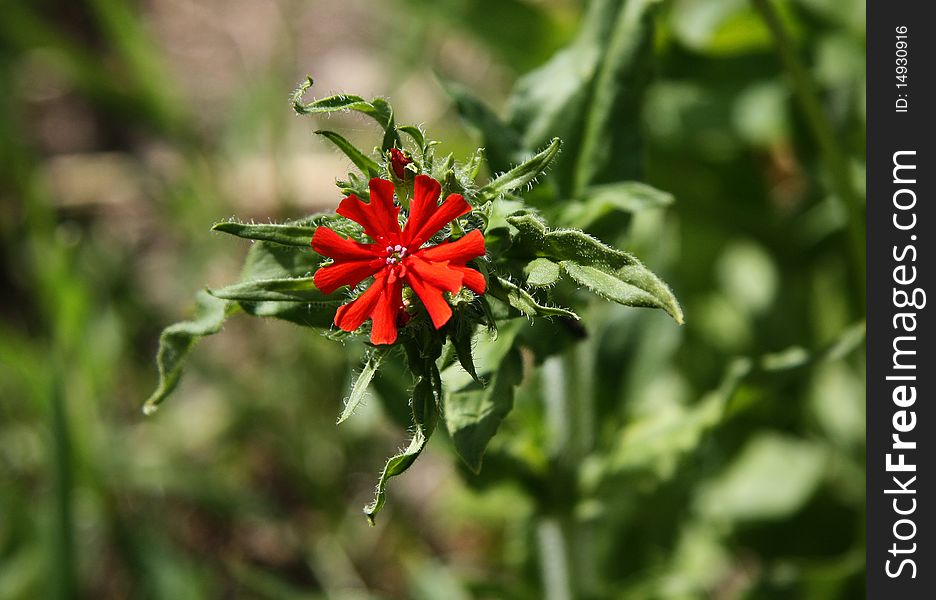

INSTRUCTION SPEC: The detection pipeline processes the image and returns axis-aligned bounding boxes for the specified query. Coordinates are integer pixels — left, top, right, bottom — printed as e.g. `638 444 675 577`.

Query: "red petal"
452 265 486 294
367 178 402 241
405 255 463 294
335 179 401 245
333 272 386 332
405 193 471 249
313 259 383 294
311 226 380 261
402 175 441 244
416 229 485 264
369 274 404 345
405 274 453 329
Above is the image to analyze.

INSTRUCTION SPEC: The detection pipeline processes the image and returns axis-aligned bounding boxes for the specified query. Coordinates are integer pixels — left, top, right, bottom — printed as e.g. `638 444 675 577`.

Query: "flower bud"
390 148 412 179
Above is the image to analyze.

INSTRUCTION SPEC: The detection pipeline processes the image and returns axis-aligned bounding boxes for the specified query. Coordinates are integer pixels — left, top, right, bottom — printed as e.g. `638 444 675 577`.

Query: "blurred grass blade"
49 357 75 599
144 292 236 414
315 130 380 177
337 349 386 425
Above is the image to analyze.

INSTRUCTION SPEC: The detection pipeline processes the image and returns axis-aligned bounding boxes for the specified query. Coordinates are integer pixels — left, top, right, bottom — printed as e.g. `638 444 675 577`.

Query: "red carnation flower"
312 175 486 345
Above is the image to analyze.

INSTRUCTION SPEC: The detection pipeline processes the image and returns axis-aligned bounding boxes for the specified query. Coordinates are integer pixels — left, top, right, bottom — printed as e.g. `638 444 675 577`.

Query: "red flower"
312 175 486 345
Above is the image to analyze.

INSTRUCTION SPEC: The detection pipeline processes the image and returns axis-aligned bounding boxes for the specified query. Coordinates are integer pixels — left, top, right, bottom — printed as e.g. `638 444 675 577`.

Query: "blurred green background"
0 0 865 598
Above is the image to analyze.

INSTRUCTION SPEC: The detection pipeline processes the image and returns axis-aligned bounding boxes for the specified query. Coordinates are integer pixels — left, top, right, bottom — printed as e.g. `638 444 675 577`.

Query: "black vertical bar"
867 1 932 597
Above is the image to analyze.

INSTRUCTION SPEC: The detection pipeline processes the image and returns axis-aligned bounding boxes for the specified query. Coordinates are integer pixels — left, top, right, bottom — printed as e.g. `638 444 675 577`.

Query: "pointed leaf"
507 0 622 195
364 343 440 524
572 0 658 191
506 213 683 323
292 78 399 149
398 125 426 152
337 349 386 424
476 138 561 202
561 261 683 324
209 276 334 303
212 222 316 247
444 322 525 472
489 275 578 320
448 314 481 384
144 292 236 414
315 130 379 176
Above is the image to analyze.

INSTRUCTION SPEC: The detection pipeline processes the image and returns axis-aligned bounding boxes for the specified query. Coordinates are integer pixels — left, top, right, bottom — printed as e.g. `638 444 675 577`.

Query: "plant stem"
751 0 866 307
539 356 575 600
536 517 573 600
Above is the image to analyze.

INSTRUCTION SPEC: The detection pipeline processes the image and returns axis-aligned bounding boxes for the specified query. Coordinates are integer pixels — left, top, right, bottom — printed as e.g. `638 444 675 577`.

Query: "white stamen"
394 244 402 252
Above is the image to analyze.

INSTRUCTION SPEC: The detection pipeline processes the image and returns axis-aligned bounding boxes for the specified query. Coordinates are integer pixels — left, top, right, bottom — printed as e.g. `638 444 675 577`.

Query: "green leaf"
476 138 561 202
507 214 683 323
209 276 334 303
212 221 317 247
315 130 379 176
337 349 386 425
364 341 441 524
237 301 338 329
523 258 561 287
506 0 622 195
443 322 525 472
590 359 751 483
239 240 322 280
291 77 400 149
695 433 827 523
398 125 426 151
557 181 674 229
447 313 481 384
143 292 236 415
572 0 658 191
561 262 683 324
489 276 579 320
442 80 524 175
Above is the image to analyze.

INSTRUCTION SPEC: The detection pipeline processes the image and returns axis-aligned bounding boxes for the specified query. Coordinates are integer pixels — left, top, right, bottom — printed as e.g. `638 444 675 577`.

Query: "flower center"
384 244 408 265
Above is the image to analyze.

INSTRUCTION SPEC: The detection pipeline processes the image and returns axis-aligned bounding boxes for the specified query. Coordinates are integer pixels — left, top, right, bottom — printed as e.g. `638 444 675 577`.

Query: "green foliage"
1 0 867 596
